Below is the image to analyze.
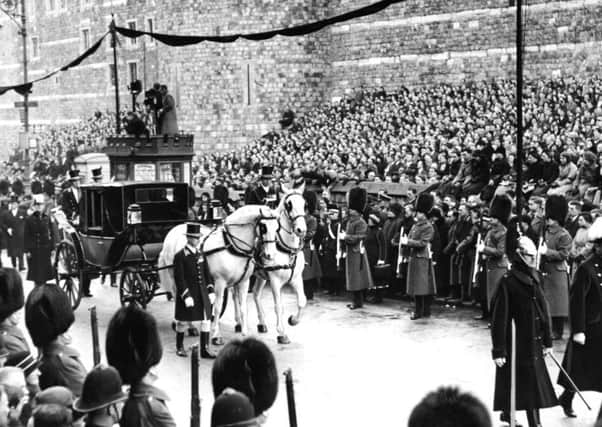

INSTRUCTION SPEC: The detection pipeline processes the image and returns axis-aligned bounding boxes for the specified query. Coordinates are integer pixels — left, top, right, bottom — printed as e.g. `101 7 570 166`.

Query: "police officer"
24 194 54 287
0 268 29 355
25 284 87 396
173 223 216 359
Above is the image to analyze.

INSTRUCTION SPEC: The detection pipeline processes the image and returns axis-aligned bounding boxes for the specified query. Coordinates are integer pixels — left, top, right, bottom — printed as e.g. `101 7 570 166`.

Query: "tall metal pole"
110 15 121 134
20 0 28 133
515 0 524 215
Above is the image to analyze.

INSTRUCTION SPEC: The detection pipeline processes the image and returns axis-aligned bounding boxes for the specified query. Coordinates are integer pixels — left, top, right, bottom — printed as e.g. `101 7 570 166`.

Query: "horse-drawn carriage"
54 181 190 309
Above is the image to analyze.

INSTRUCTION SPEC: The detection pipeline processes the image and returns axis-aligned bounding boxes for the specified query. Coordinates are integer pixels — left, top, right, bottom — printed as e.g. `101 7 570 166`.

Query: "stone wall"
1 0 602 157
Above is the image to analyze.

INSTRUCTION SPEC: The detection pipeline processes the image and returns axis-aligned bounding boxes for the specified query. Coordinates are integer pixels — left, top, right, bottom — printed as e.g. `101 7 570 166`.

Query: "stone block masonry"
1 0 602 154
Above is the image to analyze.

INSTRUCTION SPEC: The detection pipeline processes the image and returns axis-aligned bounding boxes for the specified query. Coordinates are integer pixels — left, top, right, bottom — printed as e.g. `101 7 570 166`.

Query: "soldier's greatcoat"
404 217 436 296
558 255 602 392
540 223 571 317
39 342 87 397
491 262 558 412
481 222 508 308
344 211 373 292
173 245 213 321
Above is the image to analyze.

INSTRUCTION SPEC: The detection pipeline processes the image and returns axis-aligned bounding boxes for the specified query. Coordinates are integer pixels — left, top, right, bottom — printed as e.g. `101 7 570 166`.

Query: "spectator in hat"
73 365 127 427
211 388 259 427
5 352 41 425
0 367 29 427
173 223 216 359
408 386 491 427
23 196 54 287
105 305 175 427
547 151 578 196
212 338 278 420
31 404 72 427
25 285 86 396
0 269 29 355
244 167 278 206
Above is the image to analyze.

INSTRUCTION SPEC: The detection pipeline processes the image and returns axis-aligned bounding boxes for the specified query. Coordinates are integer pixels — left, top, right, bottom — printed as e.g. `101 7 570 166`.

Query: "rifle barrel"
89 306 101 366
284 369 298 427
190 345 200 427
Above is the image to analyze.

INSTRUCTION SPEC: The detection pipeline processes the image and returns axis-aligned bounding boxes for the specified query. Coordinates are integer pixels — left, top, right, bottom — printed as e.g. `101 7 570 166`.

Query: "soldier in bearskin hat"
476 195 511 317
25 284 86 396
24 194 54 287
173 223 216 359
400 192 437 320
106 305 175 427
556 217 602 418
302 190 322 301
0 268 29 355
539 194 572 340
491 236 558 427
340 187 373 309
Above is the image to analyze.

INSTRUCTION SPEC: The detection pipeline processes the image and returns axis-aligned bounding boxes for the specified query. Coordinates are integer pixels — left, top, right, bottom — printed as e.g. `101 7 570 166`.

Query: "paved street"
8 263 601 427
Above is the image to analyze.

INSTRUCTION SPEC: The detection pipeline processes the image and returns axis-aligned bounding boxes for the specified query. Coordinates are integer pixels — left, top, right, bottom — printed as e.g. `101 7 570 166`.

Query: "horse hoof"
234 324 242 333
288 316 298 326
257 324 268 333
211 337 225 346
277 335 291 345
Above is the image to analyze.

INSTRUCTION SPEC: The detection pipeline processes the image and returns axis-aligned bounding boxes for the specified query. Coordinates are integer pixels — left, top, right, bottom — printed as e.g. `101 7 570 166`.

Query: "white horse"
158 205 278 344
252 186 308 344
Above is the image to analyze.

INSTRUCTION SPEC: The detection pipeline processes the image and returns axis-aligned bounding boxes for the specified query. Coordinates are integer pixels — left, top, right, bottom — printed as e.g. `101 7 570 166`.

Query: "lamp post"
0 0 29 133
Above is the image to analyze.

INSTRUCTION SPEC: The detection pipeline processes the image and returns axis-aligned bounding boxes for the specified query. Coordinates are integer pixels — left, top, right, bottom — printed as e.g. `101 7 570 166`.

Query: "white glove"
539 243 548 255
400 236 408 245
377 260 385 266
338 231 347 240
543 347 553 356
476 243 485 253
6 228 12 236
184 296 194 308
573 332 586 345
209 293 216 305
494 357 506 367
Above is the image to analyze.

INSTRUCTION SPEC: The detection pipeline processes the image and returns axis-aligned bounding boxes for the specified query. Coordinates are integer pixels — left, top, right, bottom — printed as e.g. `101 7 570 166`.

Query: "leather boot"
200 332 216 359
559 390 576 418
176 332 187 357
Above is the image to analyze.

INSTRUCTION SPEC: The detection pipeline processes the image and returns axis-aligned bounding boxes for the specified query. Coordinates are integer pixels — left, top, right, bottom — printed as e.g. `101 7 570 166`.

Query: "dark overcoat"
382 216 403 265
320 221 342 279
558 255 602 392
24 211 54 284
482 222 508 308
0 323 30 355
39 342 87 397
404 217 436 296
159 94 178 135
5 206 26 258
302 214 322 281
491 264 558 412
60 187 80 221
344 212 373 292
120 382 176 427
173 246 213 321
540 223 571 317
365 225 385 269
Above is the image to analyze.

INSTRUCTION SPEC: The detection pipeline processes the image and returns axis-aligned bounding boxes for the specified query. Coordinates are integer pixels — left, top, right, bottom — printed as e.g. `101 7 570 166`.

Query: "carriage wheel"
120 267 147 309
54 242 83 310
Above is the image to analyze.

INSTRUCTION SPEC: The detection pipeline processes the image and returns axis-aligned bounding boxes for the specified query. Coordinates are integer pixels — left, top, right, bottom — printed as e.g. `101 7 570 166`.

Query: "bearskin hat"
303 190 317 214
25 284 74 347
0 268 24 322
389 202 403 217
415 192 434 215
347 187 367 214
489 195 512 225
105 304 162 385
545 195 568 226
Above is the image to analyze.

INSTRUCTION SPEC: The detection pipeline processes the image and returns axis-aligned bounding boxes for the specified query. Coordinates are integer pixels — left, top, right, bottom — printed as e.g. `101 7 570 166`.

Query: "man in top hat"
0 196 25 271
245 167 278 207
557 217 602 418
400 192 437 320
491 236 558 427
476 195 511 319
24 194 54 287
173 223 216 358
539 195 572 340
73 364 127 427
91 168 103 183
60 170 81 223
0 269 29 355
25 284 86 396
340 187 373 310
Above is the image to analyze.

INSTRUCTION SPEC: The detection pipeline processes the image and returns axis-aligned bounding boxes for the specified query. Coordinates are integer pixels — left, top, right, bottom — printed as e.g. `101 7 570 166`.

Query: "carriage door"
80 189 114 267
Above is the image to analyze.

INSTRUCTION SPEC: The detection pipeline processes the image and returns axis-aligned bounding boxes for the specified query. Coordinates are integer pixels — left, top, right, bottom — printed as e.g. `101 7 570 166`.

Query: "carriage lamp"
211 200 223 221
127 204 142 225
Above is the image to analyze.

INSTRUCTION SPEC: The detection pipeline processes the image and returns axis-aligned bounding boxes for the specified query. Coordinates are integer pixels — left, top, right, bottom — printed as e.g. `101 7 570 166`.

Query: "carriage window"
134 186 188 221
135 188 174 202
87 191 103 231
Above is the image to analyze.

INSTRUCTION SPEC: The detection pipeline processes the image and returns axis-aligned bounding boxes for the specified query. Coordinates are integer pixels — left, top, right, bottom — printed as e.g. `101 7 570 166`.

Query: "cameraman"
144 82 163 134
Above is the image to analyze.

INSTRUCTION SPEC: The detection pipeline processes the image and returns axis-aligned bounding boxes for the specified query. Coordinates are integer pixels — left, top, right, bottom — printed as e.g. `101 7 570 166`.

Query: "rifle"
89 306 101 366
535 224 545 270
336 223 342 271
396 227 405 276
284 369 298 427
190 344 200 427
510 320 517 427
471 233 482 285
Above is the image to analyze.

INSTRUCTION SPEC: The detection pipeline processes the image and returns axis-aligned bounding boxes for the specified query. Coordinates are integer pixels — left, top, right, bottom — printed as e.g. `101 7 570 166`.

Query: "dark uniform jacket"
120 382 176 427
39 342 87 397
491 261 558 411
559 255 602 392
0 323 29 355
245 184 278 206
382 216 403 264
173 246 214 321
302 214 322 281
60 187 80 221
3 206 26 258
320 220 342 279
24 211 54 284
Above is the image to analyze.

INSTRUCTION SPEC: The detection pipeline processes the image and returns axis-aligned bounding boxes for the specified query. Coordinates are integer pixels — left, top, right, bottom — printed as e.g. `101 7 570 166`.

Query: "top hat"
73 364 127 413
5 351 41 377
91 168 102 180
260 166 273 179
186 223 202 237
68 170 81 181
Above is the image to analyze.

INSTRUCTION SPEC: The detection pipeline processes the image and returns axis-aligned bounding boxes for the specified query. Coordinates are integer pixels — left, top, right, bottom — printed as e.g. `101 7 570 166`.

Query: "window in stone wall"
128 61 138 84
242 62 256 106
81 28 90 51
127 20 137 47
31 36 40 59
146 17 155 46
